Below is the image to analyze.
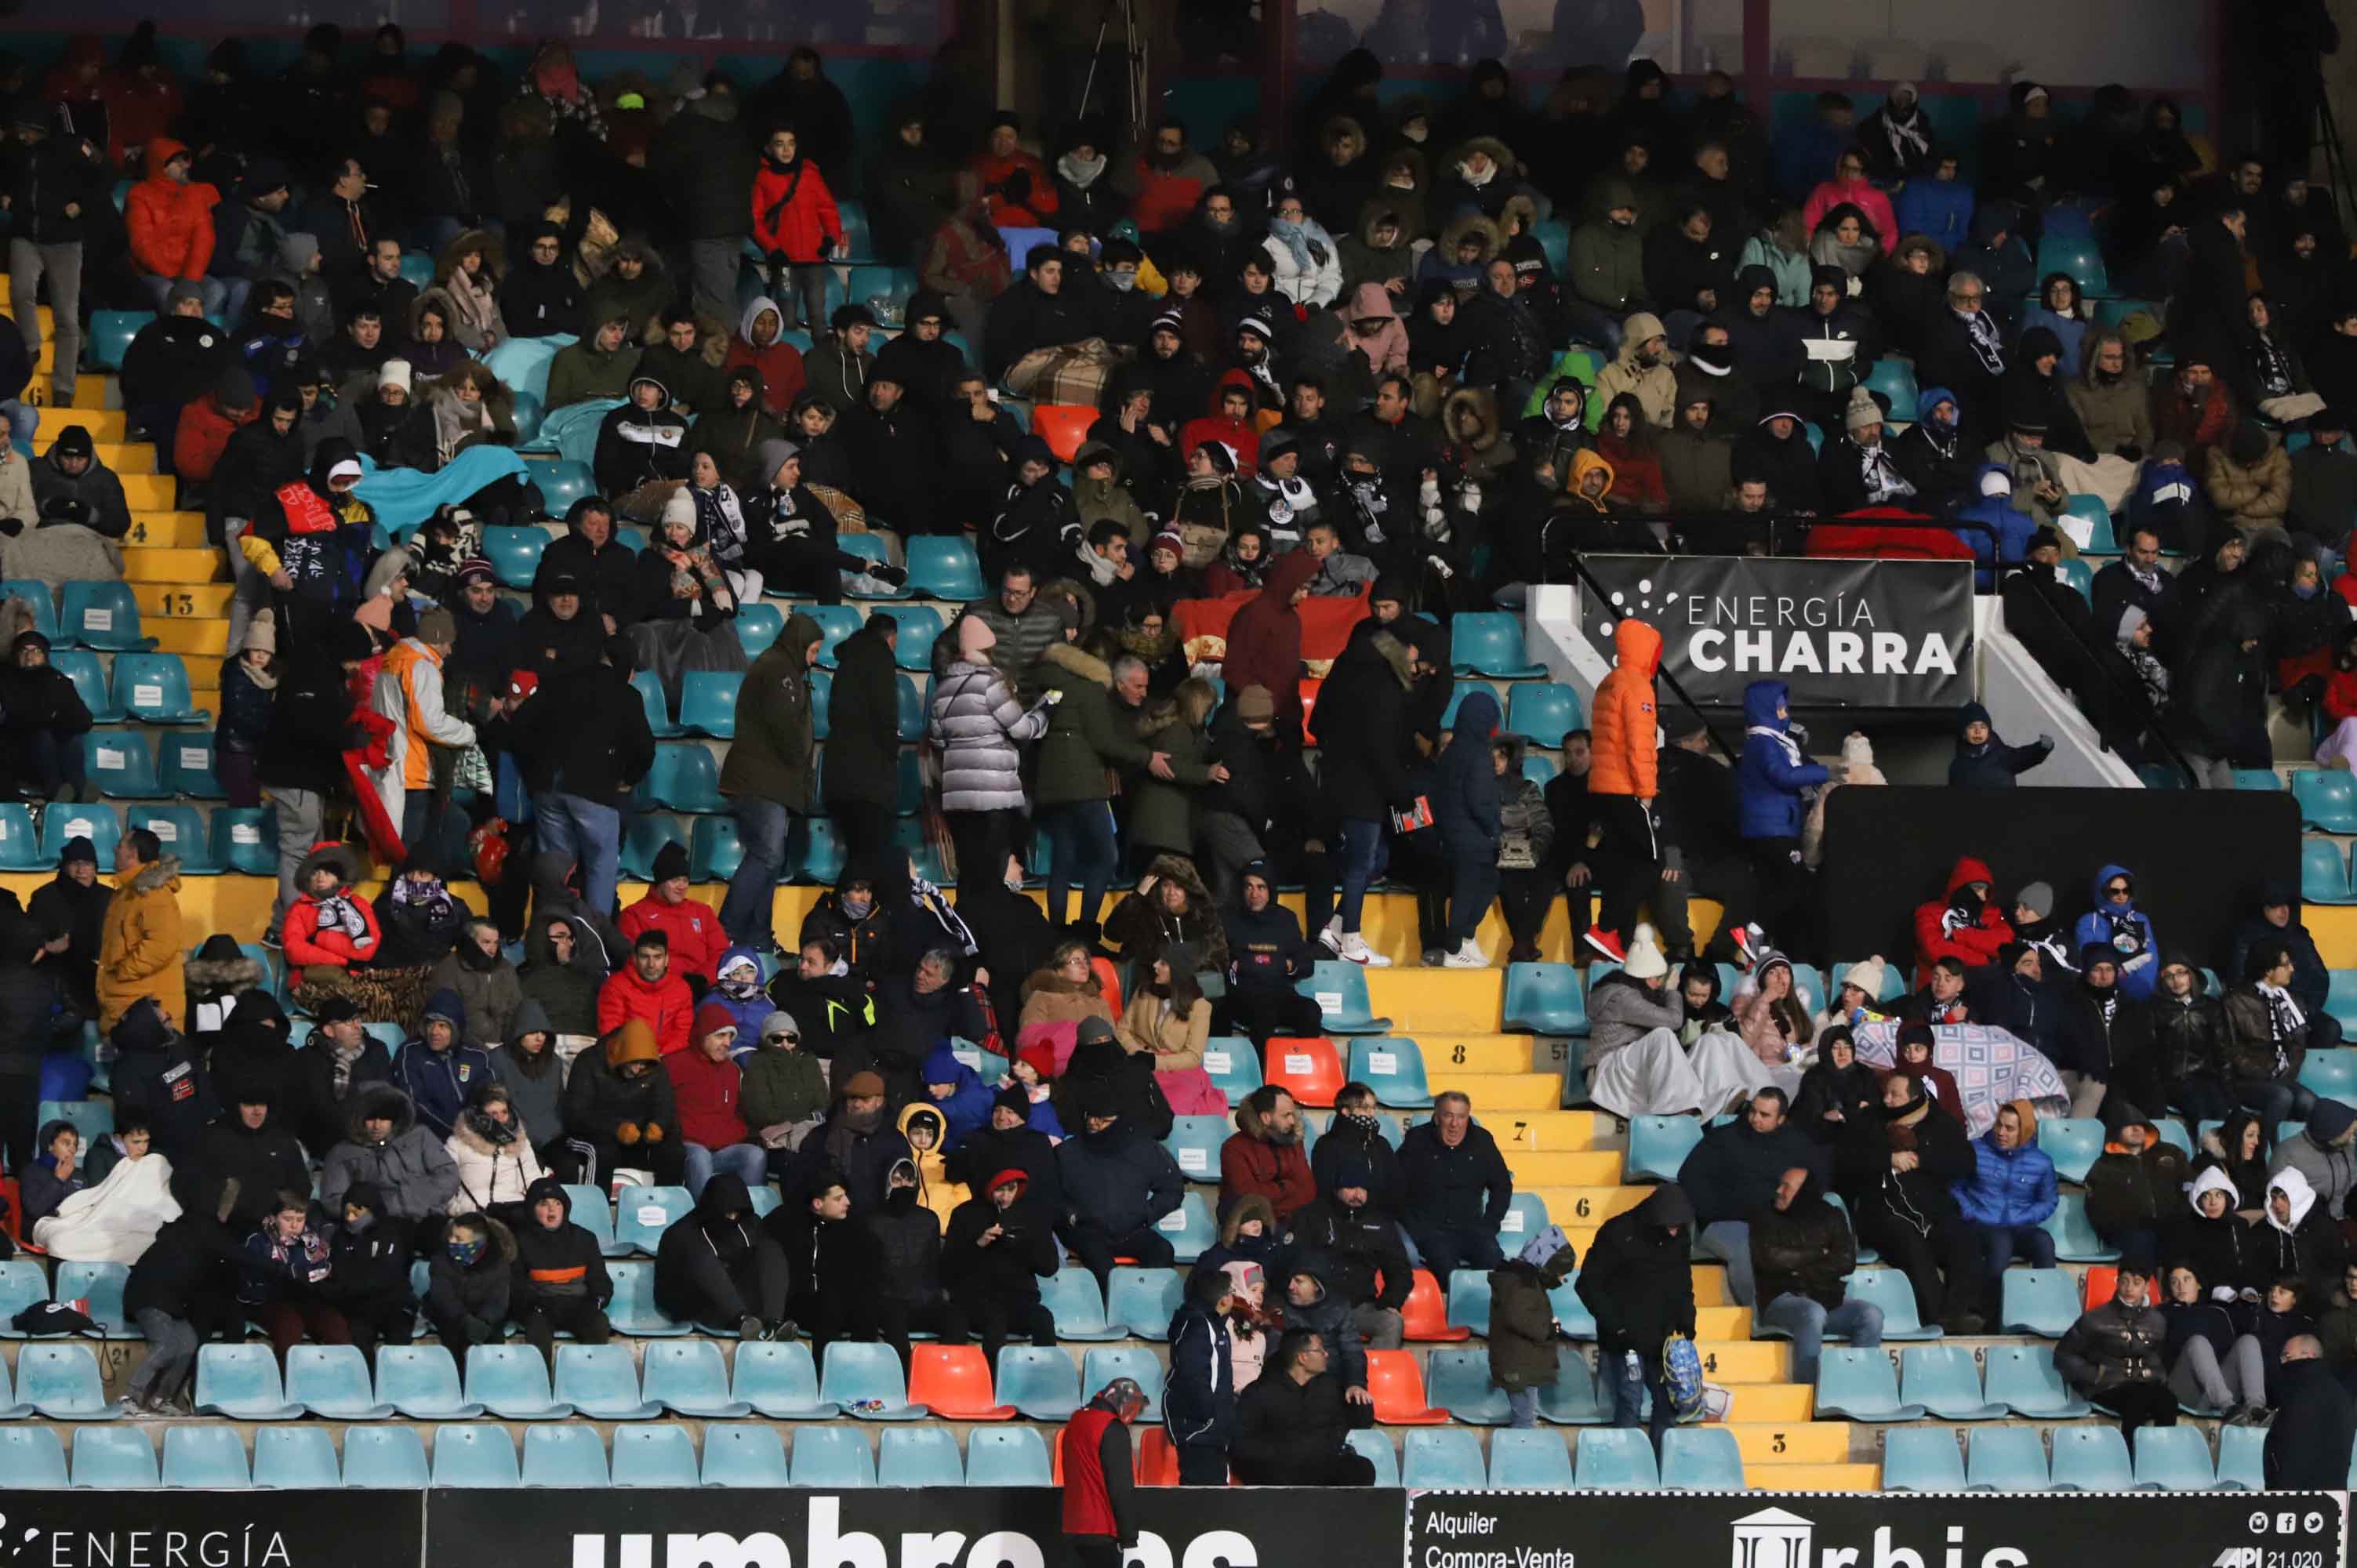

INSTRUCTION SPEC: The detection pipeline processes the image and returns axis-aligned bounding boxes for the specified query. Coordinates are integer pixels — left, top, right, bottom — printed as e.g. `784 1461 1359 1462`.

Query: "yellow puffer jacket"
896 1102 971 1233
97 855 185 1030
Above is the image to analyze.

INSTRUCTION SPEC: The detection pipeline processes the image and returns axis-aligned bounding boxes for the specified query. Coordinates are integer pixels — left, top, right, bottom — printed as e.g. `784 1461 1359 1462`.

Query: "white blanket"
1588 1027 1794 1120
31 1153 180 1264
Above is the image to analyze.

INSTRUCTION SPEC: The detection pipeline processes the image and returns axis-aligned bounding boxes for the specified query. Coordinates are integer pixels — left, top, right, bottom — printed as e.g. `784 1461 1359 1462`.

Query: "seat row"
1882 1422 2279 1493
0 579 154 652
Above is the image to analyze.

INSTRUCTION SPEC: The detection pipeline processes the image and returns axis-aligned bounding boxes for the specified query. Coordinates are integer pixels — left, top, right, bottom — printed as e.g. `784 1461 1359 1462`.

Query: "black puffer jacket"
2055 1294 2168 1394
424 1217 516 1339
1748 1175 1854 1309
192 1102 311 1229
863 1171 945 1307
1286 1192 1411 1310
318 1181 416 1312
1396 1118 1513 1236
124 1171 244 1323
510 1176 613 1312
1834 1096 1973 1234
1576 1184 1698 1356
112 1001 217 1167
653 1173 779 1322
2151 987 2228 1086
941 1187 1059 1303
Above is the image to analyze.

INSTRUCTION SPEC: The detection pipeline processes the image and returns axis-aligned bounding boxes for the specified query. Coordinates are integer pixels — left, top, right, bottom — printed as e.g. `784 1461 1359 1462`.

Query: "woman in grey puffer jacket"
932 614 1052 896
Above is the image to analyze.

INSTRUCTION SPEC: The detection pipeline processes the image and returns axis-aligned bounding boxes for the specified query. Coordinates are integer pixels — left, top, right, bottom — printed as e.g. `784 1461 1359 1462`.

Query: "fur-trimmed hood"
122 856 182 896
1040 639 1114 689
1892 234 1948 270
434 227 505 286
185 951 267 989
1499 192 1539 239
1372 629 1417 688
1444 385 1505 451
1438 212 1503 267
346 1083 419 1146
1320 114 1369 159
296 841 367 890
1443 135 1518 179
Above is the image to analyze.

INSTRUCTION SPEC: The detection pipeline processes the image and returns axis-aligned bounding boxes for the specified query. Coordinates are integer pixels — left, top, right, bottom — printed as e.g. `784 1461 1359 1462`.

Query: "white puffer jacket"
929 659 1050 812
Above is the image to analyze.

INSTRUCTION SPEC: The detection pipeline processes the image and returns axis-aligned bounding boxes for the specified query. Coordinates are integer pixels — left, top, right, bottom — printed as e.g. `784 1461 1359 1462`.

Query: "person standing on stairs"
3 101 104 426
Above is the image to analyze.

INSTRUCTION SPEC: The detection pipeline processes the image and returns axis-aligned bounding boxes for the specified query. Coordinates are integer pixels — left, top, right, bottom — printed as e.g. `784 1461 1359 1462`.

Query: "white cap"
1980 470 2012 497
379 358 412 394
328 459 363 482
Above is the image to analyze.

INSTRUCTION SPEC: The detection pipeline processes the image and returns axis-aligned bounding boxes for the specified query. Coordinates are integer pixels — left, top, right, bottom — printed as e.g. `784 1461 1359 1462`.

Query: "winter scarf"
1267 215 1334 276
1959 307 2005 377
391 873 456 925
692 482 751 564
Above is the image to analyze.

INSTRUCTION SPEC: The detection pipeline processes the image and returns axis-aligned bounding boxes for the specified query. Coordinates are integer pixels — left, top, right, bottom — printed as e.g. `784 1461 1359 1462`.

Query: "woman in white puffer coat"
931 614 1054 897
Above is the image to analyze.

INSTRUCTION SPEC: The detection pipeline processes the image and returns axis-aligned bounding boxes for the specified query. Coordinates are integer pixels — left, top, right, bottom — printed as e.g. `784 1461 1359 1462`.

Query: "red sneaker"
1731 923 1760 971
1583 928 1628 964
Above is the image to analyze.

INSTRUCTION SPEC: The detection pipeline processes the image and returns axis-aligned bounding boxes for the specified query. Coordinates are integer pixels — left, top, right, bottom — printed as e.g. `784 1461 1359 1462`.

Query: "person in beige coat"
2067 331 2155 461
1019 939 1116 1029
1114 953 1211 1073
1593 310 1680 429
2206 422 2293 540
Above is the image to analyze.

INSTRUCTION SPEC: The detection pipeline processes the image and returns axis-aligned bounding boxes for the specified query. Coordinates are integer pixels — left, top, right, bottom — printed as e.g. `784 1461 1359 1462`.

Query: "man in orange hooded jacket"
125 138 224 318
1583 617 1664 965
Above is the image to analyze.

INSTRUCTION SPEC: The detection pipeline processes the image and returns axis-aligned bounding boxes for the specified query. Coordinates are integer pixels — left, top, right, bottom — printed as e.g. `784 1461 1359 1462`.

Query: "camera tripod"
1076 0 1149 145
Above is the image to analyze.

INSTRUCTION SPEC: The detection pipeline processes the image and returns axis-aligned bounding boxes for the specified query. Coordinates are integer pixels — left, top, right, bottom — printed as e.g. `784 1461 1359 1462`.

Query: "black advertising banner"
0 1491 424 1568
1578 555 1976 710
1408 1490 2345 1568
429 1486 1403 1568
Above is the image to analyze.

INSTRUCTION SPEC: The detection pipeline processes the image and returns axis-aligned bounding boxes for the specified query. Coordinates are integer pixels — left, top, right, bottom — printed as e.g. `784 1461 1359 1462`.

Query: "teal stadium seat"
1080 1348 1165 1421
645 744 725 811
1507 683 1584 747
1813 1346 1925 1421
563 1184 624 1254
463 1344 572 1419
1660 1427 1745 1489
1451 611 1545 677
790 1425 878 1489
52 647 122 720
129 808 218 873
2299 1050 2357 1099
1442 680 1498 730
2296 769 2357 832
2304 840 2356 904
873 604 946 668
163 1425 252 1488
1899 1345 2004 1418
252 1427 341 1488
1883 1428 1968 1490
703 1424 793 1487
89 310 142 371
630 669 682 737
484 525 548 590
678 670 741 737
820 1341 928 1418
2217 1425 2268 1490
2232 768 2283 791
51 1261 133 1338
1966 1425 2052 1490
1627 1116 1704 1181
115 652 205 723
906 535 986 601
1040 1268 1121 1341
1445 1269 1494 1334
1999 1269 2083 1337
2059 558 2093 604
343 1427 431 1489
1157 1190 1218 1262
1500 1192 1550 1247
2037 1116 2105 1181
2130 1424 2217 1490
796 816 847 884
1864 358 1919 418
1846 1266 1941 1339
1576 1428 1660 1489
640 1341 749 1419
1982 1345 2091 1417
1160 1113 1226 1180
520 1423 608 1486
1107 1267 1183 1338
2048 1426 2133 1490
1200 1037 1262 1104
161 733 223 798
62 582 154 650
620 813 685 881
554 1343 659 1419
879 1426 966 1487
193 1344 302 1419
1349 1037 1431 1106
285 1344 391 1418
897 673 928 741
1489 1428 1575 1488
616 1185 693 1254
0 802 42 868
965 1427 1053 1487
377 1345 485 1419
433 1425 521 1489
690 813 744 882
1425 1347 1511 1424
38 1097 111 1149
212 808 275 876
2033 237 2113 297
736 601 784 657
72 1425 157 1487
2043 1190 2120 1261
86 731 160 797
1400 1428 1488 1488
536 460 597 513
1298 959 1391 1033
607 1261 689 1334
734 1341 835 1416
807 604 863 666
1504 962 1586 1033
2061 495 2116 552
611 1424 701 1487
839 533 909 599
2 1426 67 1486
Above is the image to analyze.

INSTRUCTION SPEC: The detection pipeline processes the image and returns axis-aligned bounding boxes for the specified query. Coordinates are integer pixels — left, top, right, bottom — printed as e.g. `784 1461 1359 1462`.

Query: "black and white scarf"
1850 440 1916 504
2258 981 2304 1073
2251 331 2297 399
1959 307 2005 376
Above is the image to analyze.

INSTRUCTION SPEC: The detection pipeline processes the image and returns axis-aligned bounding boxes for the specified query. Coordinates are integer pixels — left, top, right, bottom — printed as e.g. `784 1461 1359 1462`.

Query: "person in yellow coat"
96 827 184 1030
896 1102 971 1232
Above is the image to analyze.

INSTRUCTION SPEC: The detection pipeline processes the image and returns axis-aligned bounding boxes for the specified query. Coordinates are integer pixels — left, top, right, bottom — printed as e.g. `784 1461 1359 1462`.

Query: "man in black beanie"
28 832 107 1011
1284 1152 1412 1348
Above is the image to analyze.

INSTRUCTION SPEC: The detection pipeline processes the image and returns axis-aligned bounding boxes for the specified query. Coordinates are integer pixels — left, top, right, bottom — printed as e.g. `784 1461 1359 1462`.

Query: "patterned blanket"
1854 1018 2070 1138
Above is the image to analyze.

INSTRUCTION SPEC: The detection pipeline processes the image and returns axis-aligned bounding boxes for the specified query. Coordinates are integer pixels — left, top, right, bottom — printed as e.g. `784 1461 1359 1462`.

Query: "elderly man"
1396 1091 1514 1273
1917 270 2007 445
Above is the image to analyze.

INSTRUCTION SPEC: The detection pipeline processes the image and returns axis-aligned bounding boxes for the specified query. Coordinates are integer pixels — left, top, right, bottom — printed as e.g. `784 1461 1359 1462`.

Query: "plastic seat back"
52 648 120 721
210 808 274 876
1883 1428 1969 1490
1965 1425 2051 1490
609 1424 700 1488
2043 1190 2120 1261
2130 1424 2217 1490
1040 1267 1118 1339
128 807 217 873
114 651 200 720
1401 1268 1466 1341
0 801 42 869
689 813 745 883
554 1342 656 1417
703 1424 793 1487
285 1344 389 1417
733 1339 831 1415
463 1344 570 1418
679 670 743 738
1845 1265 1935 1338
906 535 986 601
1442 679 1498 730
252 1427 340 1489
790 1425 877 1487
1200 1037 1262 1105
161 732 223 799
1160 1113 1226 1181
1400 1428 1487 1488
433 1425 521 1489
1490 1428 1576 1488
879 1425 967 1486
1576 1428 1661 1488
483 524 548 590
1349 1036 1432 1106
1425 1346 1510 1423
1814 1346 1921 1420
1079 1348 1164 1422
641 1340 749 1417
2036 1116 2106 1181
1504 961 1586 1033
535 459 597 514
61 581 151 650
2 1426 69 1487
906 1343 1012 1419
377 1345 481 1419
85 731 160 797
520 1423 609 1487
1298 960 1391 1033
562 1183 621 1253
72 1425 158 1488
645 743 725 811
2050 1425 2133 1490
2217 1424 2268 1491
871 604 946 668
1982 1345 2091 1417
38 1097 112 1149
1661 1426 1746 1489
1450 611 1543 677
819 1341 919 1416
1445 1269 1494 1335
2297 1048 2357 1099
1154 1190 1217 1262
343 1427 431 1489
1507 682 1584 746
53 1260 132 1336
0 1254 45 1330
1263 1036 1345 1106
1899 1344 1999 1417
994 1345 1082 1421
965 1427 1053 1487
1364 1348 1446 1424
616 1184 693 1254
163 1425 252 1488
735 601 785 657
21 1342 113 1417
1627 1116 1705 1181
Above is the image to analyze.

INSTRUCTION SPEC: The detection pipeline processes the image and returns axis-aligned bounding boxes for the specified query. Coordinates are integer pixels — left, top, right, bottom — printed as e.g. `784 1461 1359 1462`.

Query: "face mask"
2297 582 2322 600
345 1211 376 1234
842 894 873 919
1608 215 1635 229
1106 271 1138 292
447 1235 485 1266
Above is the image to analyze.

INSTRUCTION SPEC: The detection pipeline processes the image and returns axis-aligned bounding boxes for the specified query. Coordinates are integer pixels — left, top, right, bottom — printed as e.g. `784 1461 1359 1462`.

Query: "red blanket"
1804 506 1977 561
1175 588 1370 673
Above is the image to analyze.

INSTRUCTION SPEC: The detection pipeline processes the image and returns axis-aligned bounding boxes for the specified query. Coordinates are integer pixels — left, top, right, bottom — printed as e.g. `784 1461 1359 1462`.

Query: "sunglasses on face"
2106 884 2130 896
767 1032 799 1045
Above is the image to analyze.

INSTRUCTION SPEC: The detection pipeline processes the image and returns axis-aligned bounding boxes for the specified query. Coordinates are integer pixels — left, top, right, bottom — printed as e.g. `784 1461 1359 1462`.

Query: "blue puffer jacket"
2072 862 2160 1000
1433 689 1503 854
1952 1127 2059 1228
1733 680 1828 841
1894 176 1975 252
1955 463 2039 590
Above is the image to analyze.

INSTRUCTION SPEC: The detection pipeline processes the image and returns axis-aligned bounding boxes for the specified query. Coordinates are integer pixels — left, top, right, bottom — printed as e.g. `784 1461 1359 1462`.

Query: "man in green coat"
719 611 825 952
739 1007 829 1178
1035 630 1160 933
545 310 645 412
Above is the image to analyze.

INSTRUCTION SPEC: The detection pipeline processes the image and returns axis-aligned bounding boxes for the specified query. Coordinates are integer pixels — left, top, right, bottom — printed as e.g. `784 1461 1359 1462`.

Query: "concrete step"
1694 1305 1751 1339
1488 1110 1607 1152
1724 1421 1852 1464
1528 1185 1650 1226
1498 1150 1623 1186
131 583 232 618
35 406 122 441
1367 968 1502 1033
122 549 226 584
125 511 209 547
23 377 121 411
1691 1340 1786 1382
1412 1034 1544 1074
1720 1381 1812 1421
1425 1072 1560 1110
1756 1461 1878 1490
151 618 227 655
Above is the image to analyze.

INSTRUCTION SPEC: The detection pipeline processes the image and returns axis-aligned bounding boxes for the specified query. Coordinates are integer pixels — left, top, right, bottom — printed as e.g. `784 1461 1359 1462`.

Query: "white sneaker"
1443 938 1490 968
1317 917 1344 956
1339 933 1392 967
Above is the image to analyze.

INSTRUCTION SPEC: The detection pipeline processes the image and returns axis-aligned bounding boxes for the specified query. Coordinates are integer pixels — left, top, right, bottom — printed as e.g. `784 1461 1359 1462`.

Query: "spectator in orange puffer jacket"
971 113 1059 229
173 363 259 482
1581 616 1662 967
125 138 225 318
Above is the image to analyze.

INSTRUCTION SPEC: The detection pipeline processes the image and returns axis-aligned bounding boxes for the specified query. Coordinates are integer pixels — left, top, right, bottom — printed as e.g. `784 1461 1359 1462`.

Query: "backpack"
1662 1330 1706 1423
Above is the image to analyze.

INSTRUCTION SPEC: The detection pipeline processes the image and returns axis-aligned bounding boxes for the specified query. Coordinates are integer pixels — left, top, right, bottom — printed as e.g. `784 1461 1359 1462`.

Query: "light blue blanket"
355 447 532 534
484 333 577 401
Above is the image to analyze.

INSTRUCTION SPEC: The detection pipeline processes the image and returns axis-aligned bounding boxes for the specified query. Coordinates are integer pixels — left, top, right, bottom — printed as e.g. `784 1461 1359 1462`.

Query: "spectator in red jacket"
598 927 695 1057
971 112 1059 229
750 125 844 336
619 840 730 990
281 841 383 980
125 137 224 318
1128 118 1220 235
666 1001 768 1196
172 363 259 483
1219 550 1322 743
1912 854 2017 986
1221 1084 1316 1225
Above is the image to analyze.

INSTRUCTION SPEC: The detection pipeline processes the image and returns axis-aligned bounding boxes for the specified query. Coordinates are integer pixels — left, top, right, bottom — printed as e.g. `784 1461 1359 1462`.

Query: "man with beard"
787 1069 910 1215
1278 373 1348 487
835 370 936 538
1916 271 2008 447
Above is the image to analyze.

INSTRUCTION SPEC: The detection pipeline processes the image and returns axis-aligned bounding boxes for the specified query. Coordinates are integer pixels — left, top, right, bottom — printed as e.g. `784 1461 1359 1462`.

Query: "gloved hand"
2211 1285 2238 1302
642 1123 665 1143
616 1121 642 1145
1426 553 1455 580
765 249 789 270
1458 478 1483 514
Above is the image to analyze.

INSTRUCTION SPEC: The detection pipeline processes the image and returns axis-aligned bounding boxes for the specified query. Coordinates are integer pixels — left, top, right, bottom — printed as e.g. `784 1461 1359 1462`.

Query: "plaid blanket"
1854 1018 2071 1138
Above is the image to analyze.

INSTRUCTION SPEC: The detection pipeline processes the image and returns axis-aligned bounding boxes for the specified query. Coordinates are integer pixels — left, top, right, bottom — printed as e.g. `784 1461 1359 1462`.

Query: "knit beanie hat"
1843 386 1882 433
1234 684 1276 721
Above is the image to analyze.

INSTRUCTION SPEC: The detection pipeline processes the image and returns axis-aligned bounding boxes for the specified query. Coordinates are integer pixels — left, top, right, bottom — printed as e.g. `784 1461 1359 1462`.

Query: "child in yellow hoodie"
897 1102 971 1232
